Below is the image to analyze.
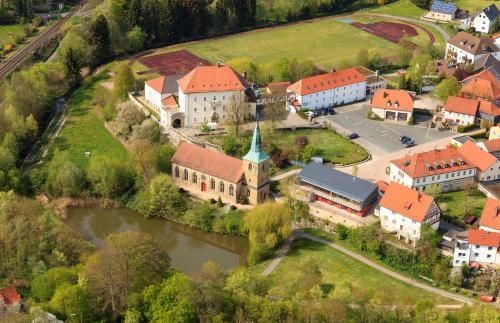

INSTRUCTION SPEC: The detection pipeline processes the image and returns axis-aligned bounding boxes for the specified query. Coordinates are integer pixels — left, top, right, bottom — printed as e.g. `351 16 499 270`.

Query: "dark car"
348 133 359 140
403 141 415 148
399 135 411 143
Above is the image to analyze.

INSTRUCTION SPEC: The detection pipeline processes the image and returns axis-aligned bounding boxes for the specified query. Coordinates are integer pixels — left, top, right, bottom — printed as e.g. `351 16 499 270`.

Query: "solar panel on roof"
430 0 457 15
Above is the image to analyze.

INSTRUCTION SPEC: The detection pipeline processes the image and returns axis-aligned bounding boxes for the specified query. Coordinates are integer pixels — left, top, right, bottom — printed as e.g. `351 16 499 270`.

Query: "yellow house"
489 125 500 139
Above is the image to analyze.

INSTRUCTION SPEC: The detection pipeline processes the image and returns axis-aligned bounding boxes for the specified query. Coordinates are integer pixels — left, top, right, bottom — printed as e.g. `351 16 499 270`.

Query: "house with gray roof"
463 4 499 33
296 162 378 217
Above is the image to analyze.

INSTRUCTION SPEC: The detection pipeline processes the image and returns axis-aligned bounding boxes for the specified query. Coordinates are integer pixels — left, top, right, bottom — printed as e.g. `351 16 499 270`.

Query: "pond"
65 207 249 273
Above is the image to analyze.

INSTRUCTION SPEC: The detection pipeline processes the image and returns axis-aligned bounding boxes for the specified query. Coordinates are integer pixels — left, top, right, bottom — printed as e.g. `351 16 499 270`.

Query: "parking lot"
324 104 453 154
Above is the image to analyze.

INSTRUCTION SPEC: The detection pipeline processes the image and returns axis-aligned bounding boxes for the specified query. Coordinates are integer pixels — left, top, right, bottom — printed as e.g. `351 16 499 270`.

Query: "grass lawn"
361 0 426 19
258 238 458 305
134 16 400 71
0 24 24 44
436 189 487 225
455 0 497 12
207 128 369 165
47 71 129 169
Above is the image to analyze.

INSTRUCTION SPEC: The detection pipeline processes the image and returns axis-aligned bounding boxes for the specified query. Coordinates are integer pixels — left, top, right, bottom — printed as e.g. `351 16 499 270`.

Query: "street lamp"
70 313 82 323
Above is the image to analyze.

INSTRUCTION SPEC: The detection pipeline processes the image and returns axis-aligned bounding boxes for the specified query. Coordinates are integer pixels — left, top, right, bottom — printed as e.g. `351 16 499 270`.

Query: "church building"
170 122 270 205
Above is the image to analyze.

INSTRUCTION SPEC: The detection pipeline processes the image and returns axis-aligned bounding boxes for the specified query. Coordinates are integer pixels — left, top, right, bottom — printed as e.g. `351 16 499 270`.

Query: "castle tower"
242 121 270 204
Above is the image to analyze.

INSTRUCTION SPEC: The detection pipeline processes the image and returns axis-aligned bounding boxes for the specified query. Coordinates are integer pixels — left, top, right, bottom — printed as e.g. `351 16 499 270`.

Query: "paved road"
270 168 301 182
297 231 476 305
261 233 297 276
356 13 450 41
324 104 453 154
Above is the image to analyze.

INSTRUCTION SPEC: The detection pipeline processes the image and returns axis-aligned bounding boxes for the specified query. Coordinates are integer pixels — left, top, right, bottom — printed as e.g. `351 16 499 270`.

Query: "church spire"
243 121 269 163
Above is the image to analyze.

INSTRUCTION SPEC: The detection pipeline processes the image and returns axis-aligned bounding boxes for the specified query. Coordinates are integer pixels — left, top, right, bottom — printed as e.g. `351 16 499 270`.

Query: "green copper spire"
243 121 269 163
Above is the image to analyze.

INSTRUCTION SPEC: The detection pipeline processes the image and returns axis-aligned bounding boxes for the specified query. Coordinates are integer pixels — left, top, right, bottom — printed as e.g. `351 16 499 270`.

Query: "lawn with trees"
256 238 458 306
435 189 487 227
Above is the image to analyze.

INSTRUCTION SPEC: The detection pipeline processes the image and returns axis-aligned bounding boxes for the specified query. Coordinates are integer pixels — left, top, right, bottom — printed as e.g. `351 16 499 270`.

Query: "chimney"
330 67 337 74
417 192 422 202
217 61 222 68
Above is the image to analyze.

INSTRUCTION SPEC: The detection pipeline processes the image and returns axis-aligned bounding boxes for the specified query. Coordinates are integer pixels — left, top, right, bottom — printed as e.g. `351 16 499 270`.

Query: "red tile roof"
0 286 21 306
478 100 500 116
267 81 290 94
479 198 500 232
376 180 389 192
391 146 474 178
145 76 166 93
481 138 500 152
457 141 498 172
171 142 243 183
379 182 435 223
444 96 479 116
468 229 500 247
177 65 247 94
287 68 366 96
162 95 178 108
461 72 500 101
370 89 414 112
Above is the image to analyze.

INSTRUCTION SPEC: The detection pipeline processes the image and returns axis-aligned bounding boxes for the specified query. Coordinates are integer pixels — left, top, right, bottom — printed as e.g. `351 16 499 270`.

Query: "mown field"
455 0 498 12
0 24 24 44
134 16 401 71
253 238 459 305
47 70 129 169
361 0 425 18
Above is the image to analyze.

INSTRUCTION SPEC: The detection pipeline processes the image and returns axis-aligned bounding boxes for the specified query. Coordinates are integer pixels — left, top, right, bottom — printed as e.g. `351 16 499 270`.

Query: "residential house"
452 229 500 266
286 68 366 112
370 89 414 122
458 140 500 182
445 32 499 69
425 0 457 22
379 182 440 245
170 122 269 205
389 146 477 192
0 286 21 314
465 4 499 34
490 125 500 139
265 81 290 101
295 162 378 217
479 198 500 233
442 96 479 125
477 138 500 158
354 66 387 94
461 67 500 103
154 64 257 129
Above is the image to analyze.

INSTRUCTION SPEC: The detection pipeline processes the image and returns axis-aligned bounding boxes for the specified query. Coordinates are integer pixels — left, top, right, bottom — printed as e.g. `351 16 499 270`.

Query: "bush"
457 124 476 133
103 103 116 121
209 198 216 204
294 136 309 151
217 196 224 207
336 224 349 240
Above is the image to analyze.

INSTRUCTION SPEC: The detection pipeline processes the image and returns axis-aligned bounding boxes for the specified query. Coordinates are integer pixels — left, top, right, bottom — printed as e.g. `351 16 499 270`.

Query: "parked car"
306 111 315 118
399 135 411 143
403 141 415 148
348 133 359 140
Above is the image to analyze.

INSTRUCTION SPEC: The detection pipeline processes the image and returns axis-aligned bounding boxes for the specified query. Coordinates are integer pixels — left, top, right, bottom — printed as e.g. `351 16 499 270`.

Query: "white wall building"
453 229 500 267
445 32 500 69
144 76 167 111
467 4 499 34
457 141 500 182
442 96 479 126
286 68 366 112
379 182 440 245
389 147 477 193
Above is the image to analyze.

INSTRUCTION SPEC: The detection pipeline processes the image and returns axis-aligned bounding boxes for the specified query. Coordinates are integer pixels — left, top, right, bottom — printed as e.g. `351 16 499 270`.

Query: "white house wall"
443 110 476 125
293 81 366 111
145 84 162 110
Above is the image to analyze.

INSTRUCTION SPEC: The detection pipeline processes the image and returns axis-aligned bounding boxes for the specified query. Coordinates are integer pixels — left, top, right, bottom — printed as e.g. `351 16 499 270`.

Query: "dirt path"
296 231 477 305
261 233 297 276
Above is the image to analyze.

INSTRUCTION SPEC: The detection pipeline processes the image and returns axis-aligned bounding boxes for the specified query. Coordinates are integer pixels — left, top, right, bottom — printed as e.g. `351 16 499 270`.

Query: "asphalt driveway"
325 105 453 154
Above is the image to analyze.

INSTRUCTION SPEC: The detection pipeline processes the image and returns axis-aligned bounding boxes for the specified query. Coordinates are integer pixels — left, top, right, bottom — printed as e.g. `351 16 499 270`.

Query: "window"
175 166 179 178
204 107 207 111
204 97 207 101
487 255 491 258
210 178 215 190
474 253 479 257
194 108 197 112
194 117 197 122
213 96 216 101
248 163 252 171
192 172 197 183
229 185 234 196
220 181 225 193
184 169 189 181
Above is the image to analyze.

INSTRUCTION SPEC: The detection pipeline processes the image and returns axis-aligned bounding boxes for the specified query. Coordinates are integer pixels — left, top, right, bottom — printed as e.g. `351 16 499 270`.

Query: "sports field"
135 16 417 71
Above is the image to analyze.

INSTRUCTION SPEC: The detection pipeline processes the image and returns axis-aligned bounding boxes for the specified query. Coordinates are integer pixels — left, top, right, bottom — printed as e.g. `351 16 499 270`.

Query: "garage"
397 112 408 121
385 111 396 120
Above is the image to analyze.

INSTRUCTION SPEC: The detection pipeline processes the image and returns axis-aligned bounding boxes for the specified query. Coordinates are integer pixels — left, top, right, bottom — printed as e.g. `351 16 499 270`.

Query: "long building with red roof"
286 68 367 112
379 182 440 245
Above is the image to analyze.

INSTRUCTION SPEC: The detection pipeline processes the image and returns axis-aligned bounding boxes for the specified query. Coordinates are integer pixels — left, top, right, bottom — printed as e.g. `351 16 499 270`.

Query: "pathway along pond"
65 207 249 273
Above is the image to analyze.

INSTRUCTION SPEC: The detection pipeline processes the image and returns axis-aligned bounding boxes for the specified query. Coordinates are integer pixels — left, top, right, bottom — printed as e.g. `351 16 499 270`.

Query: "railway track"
0 3 85 79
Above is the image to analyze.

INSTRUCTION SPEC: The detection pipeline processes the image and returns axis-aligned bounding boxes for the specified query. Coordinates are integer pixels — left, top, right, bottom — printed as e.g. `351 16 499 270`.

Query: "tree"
433 77 460 102
244 202 292 264
424 184 441 198
262 93 285 132
301 144 316 163
134 173 187 218
31 267 79 302
142 272 198 323
89 15 111 66
397 36 413 67
153 144 176 173
50 284 94 322
114 63 136 100
226 94 250 137
58 29 90 85
45 151 86 197
355 48 369 67
126 26 146 53
87 156 135 199
85 232 171 315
